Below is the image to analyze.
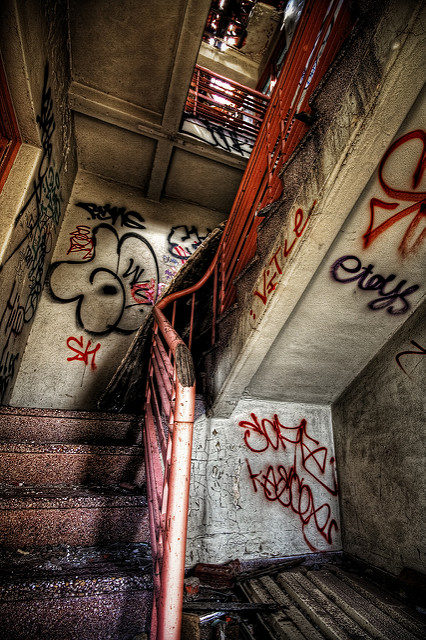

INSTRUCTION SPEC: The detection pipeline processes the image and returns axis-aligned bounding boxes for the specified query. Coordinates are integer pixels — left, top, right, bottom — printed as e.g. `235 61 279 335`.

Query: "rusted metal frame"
275 0 339 156
156 383 195 640
144 414 162 567
185 100 263 137
188 293 196 350
222 0 330 289
145 403 164 515
152 355 172 412
157 250 220 313
219 239 226 314
262 6 326 177
223 165 269 288
187 93 268 123
267 1 347 205
222 158 268 269
223 194 262 294
157 0 341 321
193 67 200 117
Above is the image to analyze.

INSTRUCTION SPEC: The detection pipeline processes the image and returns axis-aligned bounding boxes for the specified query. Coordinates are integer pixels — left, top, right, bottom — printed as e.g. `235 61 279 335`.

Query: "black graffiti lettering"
167 225 211 262
0 283 25 403
122 258 145 286
330 255 419 315
48 224 159 336
0 63 60 401
182 115 253 157
76 202 146 230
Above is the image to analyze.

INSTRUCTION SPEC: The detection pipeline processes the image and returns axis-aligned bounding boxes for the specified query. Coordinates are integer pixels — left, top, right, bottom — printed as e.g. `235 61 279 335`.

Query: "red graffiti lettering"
363 129 426 257
67 226 94 260
252 202 315 309
131 279 158 305
66 336 100 371
175 245 192 263
239 412 338 551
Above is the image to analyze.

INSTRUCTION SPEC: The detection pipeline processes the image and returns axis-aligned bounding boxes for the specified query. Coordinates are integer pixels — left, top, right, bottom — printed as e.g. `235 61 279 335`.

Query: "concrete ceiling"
68 0 247 209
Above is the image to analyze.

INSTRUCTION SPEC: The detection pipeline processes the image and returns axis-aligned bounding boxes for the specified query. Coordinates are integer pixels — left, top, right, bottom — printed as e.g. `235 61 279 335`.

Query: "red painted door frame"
0 55 21 193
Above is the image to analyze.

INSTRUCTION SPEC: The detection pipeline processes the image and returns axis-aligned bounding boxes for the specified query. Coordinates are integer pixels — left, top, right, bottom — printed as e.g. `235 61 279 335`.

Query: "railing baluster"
188 293 195 350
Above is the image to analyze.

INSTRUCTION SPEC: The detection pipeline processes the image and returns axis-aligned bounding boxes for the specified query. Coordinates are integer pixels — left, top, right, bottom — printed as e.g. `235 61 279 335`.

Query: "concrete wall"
247 88 425 403
0 0 77 404
10 171 226 410
332 302 425 576
187 398 341 565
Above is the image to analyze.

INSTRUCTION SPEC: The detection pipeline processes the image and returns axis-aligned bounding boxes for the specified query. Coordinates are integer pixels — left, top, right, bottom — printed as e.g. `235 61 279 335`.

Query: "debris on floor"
181 555 426 640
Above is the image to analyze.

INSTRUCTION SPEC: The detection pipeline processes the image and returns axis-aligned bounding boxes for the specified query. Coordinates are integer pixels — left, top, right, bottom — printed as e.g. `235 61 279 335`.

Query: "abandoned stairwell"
0 407 153 639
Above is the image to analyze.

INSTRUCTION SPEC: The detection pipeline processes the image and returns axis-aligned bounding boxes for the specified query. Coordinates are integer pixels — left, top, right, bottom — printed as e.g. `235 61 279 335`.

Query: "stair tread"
0 406 137 420
0 441 144 455
0 541 149 568
0 484 147 508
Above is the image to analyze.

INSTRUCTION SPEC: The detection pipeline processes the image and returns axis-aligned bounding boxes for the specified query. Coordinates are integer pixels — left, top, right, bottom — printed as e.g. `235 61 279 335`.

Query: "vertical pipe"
157 383 195 640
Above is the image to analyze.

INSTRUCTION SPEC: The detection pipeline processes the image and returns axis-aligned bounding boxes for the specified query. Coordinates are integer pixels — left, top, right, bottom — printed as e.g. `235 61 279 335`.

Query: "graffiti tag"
0 63 60 401
49 224 159 335
363 129 425 257
67 225 94 260
250 202 315 319
66 336 101 371
0 284 25 402
395 340 426 377
330 255 419 315
76 202 146 230
239 413 338 551
167 225 211 263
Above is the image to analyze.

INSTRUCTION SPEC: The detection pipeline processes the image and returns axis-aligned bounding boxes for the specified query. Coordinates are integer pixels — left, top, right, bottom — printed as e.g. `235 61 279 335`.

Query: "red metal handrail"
184 64 270 142
145 307 196 640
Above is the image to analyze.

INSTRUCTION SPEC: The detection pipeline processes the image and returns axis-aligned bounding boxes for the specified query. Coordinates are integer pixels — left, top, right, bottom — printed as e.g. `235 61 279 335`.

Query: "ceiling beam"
69 80 247 171
146 0 212 200
146 139 174 201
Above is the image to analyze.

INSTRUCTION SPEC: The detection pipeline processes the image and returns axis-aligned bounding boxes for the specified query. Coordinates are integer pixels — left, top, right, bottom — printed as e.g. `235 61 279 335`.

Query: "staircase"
0 407 153 640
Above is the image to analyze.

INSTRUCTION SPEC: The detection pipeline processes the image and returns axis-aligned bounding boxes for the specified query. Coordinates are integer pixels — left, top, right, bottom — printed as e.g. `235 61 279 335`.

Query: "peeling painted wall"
0 0 77 404
187 398 341 565
10 171 225 410
332 302 425 576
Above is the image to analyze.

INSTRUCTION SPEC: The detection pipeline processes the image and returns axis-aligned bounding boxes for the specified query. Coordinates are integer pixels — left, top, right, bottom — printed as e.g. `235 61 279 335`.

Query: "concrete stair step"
0 485 149 549
0 441 145 488
0 542 152 639
0 540 150 577
0 406 142 444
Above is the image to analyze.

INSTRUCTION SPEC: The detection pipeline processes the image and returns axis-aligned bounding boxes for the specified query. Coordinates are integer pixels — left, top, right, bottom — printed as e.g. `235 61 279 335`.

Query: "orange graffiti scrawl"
363 129 426 257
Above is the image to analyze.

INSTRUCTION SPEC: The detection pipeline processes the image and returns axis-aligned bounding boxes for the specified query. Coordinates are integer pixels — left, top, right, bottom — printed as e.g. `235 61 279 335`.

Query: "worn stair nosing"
0 569 153 603
0 488 147 510
0 442 144 455
0 406 137 421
